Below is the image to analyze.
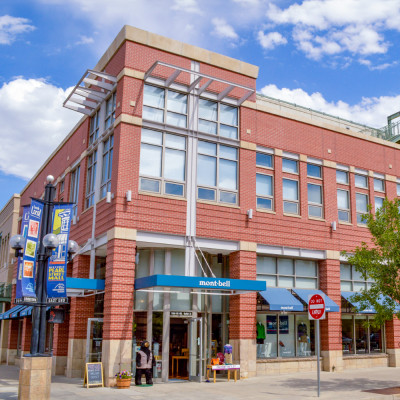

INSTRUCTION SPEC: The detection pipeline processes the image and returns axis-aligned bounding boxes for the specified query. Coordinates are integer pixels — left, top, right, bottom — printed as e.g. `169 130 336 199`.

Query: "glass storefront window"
342 315 353 354
296 314 313 357
355 316 368 354
370 321 383 353
279 314 295 358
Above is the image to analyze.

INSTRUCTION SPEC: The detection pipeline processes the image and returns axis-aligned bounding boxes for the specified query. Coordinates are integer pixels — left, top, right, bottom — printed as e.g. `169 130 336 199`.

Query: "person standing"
135 341 156 385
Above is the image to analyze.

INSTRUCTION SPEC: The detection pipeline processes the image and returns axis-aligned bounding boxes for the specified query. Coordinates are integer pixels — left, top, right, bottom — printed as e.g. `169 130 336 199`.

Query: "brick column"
66 255 95 378
319 257 343 372
229 246 257 378
102 236 136 386
18 318 32 363
52 311 70 375
385 318 400 367
7 318 19 365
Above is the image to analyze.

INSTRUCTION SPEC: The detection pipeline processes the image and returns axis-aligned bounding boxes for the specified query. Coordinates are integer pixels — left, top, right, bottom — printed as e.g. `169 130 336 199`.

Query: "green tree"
343 198 400 327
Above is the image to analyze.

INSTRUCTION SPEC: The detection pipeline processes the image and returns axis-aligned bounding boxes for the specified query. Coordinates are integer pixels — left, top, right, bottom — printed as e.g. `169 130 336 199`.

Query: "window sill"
197 199 240 209
308 217 325 222
356 224 369 228
256 166 274 171
343 354 388 359
338 221 353 226
138 191 187 201
257 356 317 363
283 213 302 218
81 205 94 215
256 209 276 214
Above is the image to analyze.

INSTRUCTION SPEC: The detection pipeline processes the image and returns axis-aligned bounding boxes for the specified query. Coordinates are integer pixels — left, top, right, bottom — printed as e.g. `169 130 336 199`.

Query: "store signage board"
170 311 193 317
83 362 104 388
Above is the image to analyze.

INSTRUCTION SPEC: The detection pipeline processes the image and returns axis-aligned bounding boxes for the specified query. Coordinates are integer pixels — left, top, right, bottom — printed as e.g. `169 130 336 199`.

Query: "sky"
0 0 400 207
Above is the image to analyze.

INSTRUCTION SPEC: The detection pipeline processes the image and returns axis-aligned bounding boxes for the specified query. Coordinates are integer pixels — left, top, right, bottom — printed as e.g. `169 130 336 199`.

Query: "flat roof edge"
94 25 259 79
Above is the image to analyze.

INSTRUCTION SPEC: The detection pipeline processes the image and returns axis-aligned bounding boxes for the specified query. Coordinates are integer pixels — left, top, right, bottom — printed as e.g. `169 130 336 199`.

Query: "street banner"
46 204 72 303
15 206 30 303
21 199 44 302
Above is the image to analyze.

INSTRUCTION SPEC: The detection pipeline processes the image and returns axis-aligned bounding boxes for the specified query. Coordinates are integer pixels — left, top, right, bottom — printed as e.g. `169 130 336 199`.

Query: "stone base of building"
7 349 17 365
52 356 67 376
0 346 8 364
66 339 86 378
256 358 318 375
343 354 388 370
230 339 257 379
321 350 344 372
102 339 132 387
387 349 400 367
18 356 52 400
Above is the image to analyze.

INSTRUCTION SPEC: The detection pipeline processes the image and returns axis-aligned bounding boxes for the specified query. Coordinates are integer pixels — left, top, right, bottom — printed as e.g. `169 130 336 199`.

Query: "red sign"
308 294 325 320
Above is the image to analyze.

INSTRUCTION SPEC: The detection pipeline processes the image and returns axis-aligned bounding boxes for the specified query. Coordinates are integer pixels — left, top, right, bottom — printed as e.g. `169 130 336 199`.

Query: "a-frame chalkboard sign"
83 362 104 388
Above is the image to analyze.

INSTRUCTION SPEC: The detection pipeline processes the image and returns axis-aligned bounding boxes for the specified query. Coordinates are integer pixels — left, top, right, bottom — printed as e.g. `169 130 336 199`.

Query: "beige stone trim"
256 209 276 214
197 199 240 209
283 213 302 218
274 149 283 157
299 154 307 162
114 114 142 128
323 160 336 168
349 166 355 173
239 241 257 252
80 150 87 161
117 67 145 82
107 227 137 241
138 191 187 201
325 250 340 260
368 170 374 177
64 166 71 175
386 174 396 182
95 26 259 79
240 140 256 151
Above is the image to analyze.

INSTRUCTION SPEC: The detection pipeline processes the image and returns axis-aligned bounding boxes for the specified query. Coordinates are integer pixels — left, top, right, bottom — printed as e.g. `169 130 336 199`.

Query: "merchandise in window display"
224 344 233 364
256 322 266 344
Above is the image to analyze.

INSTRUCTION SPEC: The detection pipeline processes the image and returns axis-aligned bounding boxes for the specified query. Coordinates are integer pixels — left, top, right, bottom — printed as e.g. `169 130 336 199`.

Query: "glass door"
188 316 203 382
86 318 103 362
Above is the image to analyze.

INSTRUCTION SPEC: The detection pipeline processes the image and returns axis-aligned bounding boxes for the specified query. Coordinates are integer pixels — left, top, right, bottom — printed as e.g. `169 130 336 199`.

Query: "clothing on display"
257 322 266 339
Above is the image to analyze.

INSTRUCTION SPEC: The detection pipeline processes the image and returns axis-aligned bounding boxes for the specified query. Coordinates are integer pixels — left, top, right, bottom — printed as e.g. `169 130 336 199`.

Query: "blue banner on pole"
21 199 44 302
15 206 30 303
46 204 72 303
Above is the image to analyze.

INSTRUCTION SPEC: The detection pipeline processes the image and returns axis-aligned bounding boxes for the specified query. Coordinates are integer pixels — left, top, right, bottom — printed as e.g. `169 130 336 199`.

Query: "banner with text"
15 206 31 303
46 204 72 303
21 199 44 302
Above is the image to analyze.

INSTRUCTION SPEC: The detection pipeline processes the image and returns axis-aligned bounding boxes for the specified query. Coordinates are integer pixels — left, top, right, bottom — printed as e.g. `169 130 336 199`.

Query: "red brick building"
2 25 400 385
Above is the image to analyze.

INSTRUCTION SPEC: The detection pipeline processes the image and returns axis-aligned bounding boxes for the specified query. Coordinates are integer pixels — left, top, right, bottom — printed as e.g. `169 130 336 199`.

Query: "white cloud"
171 0 202 14
75 35 94 45
212 18 239 40
257 30 287 50
260 84 400 128
0 15 35 45
359 59 398 71
0 78 81 179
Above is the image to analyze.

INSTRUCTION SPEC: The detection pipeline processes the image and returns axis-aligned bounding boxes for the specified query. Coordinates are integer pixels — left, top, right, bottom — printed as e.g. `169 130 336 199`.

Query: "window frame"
105 92 116 130
374 196 384 212
100 135 114 199
69 166 80 217
89 109 100 145
340 263 374 292
256 152 273 169
354 173 368 189
373 178 385 193
282 178 299 215
307 183 323 219
307 163 322 179
337 189 350 223
85 150 97 209
336 169 349 185
282 158 299 174
256 172 274 211
355 192 369 225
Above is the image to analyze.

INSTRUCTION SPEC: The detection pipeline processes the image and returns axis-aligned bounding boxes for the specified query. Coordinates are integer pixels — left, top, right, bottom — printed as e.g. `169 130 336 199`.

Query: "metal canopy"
135 274 266 295
63 70 117 115
144 61 255 106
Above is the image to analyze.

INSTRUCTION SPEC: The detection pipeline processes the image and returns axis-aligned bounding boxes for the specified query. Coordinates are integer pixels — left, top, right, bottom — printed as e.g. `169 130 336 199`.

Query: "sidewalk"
1 364 400 399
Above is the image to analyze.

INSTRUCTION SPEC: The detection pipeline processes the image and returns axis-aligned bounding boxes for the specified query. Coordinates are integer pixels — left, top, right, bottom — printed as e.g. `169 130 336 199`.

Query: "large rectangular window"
89 109 100 144
143 84 187 128
85 151 97 208
139 129 186 197
282 158 298 174
198 99 238 139
256 152 273 168
256 173 273 210
197 141 238 204
373 178 384 192
337 169 349 184
356 193 368 224
308 183 323 218
105 92 116 130
283 178 299 214
69 166 80 217
340 264 373 291
337 189 350 222
355 174 368 189
100 135 113 199
307 163 321 178
375 196 384 212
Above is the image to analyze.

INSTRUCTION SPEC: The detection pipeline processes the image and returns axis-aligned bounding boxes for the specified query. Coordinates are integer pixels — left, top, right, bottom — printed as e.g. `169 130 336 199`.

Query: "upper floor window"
283 178 299 214
397 183 400 196
373 178 384 192
85 151 97 208
337 170 349 184
256 173 273 210
59 179 64 194
356 193 368 225
308 183 323 218
282 158 298 174
307 163 322 178
101 135 113 199
143 84 187 128
198 99 238 139
90 109 100 144
197 141 238 204
340 263 373 291
337 189 350 222
375 197 384 212
355 174 368 189
69 166 80 217
139 129 186 197
256 152 273 169
105 92 116 130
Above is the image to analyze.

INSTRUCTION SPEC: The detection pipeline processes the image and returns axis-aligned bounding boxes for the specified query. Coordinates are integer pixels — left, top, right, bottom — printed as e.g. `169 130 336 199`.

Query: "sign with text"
308 293 326 320
15 206 30 303
20 199 44 303
46 204 72 303
83 362 104 388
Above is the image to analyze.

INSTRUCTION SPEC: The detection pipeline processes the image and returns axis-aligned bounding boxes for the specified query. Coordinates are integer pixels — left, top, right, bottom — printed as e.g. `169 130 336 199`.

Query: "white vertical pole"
316 319 320 397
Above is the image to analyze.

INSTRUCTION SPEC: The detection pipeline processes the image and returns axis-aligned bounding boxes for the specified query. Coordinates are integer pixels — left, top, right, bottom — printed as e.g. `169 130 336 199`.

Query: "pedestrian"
135 340 155 385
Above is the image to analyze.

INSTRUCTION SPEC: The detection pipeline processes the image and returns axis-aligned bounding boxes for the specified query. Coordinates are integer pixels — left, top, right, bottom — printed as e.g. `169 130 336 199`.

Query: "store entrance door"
85 318 103 363
169 318 189 379
188 317 203 383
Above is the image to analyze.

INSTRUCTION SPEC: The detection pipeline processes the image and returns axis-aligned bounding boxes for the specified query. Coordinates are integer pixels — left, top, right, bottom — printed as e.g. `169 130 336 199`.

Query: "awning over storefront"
20 306 33 317
66 277 105 297
135 274 266 295
342 291 400 314
0 305 25 320
259 288 304 312
293 289 340 312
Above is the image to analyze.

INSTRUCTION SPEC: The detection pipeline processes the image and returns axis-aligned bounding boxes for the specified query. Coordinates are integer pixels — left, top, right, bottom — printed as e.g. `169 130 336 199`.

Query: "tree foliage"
343 198 400 327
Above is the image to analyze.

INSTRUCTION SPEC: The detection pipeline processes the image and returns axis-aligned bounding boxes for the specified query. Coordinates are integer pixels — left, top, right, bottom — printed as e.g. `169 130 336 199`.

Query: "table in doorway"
171 356 189 377
206 364 240 383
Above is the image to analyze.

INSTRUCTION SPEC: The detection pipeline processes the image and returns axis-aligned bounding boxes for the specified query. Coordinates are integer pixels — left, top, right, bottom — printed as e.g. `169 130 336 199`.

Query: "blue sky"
1 0 400 207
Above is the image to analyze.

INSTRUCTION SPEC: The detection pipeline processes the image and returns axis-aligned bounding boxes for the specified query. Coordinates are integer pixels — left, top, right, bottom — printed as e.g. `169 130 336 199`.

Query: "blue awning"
292 289 340 312
66 277 105 290
20 306 33 317
10 306 28 318
259 287 304 312
0 305 25 320
342 292 400 314
135 274 266 294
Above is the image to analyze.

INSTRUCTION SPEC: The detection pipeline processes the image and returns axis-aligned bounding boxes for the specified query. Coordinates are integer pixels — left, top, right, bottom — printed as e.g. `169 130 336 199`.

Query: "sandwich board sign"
83 362 104 388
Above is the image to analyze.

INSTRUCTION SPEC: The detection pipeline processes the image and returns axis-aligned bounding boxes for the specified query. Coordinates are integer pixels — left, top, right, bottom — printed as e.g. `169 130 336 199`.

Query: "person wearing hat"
135 340 156 385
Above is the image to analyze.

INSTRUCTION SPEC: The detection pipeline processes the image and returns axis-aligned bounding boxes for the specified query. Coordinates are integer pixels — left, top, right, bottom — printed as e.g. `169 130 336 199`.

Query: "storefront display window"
355 316 368 354
342 315 353 354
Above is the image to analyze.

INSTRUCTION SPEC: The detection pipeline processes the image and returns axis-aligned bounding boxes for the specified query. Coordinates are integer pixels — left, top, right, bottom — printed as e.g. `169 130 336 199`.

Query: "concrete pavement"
2 364 400 399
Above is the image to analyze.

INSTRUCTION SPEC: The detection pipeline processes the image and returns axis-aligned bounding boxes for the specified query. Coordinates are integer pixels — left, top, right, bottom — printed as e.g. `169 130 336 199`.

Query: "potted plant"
115 370 133 389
